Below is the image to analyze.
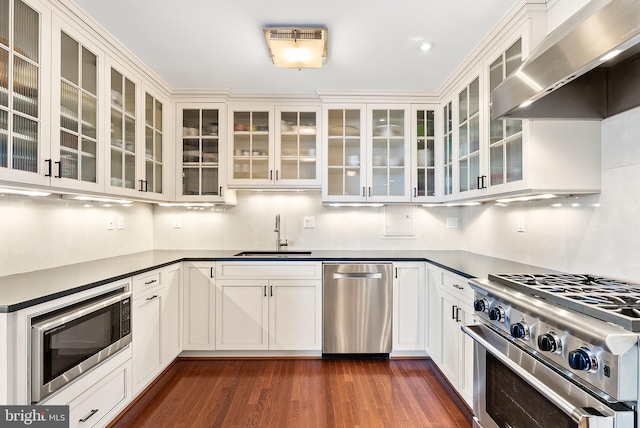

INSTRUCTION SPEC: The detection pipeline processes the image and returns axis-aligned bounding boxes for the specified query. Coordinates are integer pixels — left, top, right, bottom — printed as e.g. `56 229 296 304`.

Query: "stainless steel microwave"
30 288 132 403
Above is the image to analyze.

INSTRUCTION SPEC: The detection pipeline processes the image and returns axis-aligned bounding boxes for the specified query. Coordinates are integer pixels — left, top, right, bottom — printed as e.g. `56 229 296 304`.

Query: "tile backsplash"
2 106 640 280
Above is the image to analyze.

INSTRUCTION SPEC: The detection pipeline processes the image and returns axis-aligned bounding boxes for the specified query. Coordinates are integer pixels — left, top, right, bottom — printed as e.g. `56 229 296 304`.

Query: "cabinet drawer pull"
79 409 99 423
144 279 157 285
452 284 464 290
146 294 159 301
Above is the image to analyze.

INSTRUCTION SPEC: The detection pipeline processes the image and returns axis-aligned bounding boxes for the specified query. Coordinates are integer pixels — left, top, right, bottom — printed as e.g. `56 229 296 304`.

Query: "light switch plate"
517 215 525 232
107 216 115 230
303 216 315 228
117 216 125 230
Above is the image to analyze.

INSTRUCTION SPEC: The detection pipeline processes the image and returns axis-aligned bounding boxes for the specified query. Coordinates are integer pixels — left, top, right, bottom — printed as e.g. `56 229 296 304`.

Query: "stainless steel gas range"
464 273 640 428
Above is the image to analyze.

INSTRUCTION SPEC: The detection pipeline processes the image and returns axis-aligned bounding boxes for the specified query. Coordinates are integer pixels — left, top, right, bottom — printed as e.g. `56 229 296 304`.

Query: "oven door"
462 324 635 428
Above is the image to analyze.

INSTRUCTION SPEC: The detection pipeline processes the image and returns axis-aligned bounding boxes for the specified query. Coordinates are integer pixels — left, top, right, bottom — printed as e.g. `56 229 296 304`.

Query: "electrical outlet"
303 216 315 229
173 216 181 229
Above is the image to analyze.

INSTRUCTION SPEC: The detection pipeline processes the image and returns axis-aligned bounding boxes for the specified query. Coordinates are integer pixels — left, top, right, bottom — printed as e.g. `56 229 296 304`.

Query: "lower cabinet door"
269 280 321 351
68 361 130 428
216 280 269 350
132 291 162 394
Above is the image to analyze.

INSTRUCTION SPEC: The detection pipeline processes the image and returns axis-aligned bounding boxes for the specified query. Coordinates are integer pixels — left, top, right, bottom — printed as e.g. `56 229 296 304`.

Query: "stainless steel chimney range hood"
493 0 640 120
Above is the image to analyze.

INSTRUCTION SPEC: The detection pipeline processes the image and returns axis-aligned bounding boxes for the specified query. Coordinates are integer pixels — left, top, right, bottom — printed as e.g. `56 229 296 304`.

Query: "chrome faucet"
274 214 288 251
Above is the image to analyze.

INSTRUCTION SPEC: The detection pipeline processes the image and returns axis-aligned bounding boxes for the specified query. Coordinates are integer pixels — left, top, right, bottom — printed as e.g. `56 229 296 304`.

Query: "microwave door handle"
461 325 613 426
31 291 132 333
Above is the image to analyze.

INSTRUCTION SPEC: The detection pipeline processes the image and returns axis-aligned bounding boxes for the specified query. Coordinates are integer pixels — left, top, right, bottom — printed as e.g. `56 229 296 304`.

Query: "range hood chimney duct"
492 0 640 120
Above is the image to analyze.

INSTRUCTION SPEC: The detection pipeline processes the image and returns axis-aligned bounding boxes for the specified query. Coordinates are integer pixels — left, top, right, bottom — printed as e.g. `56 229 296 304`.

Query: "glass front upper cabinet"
230 110 270 182
369 107 408 199
181 107 221 196
0 0 40 176
59 31 97 183
489 38 523 186
413 107 436 199
276 107 320 186
442 102 453 196
458 77 480 193
144 93 162 194
110 68 136 190
324 107 363 199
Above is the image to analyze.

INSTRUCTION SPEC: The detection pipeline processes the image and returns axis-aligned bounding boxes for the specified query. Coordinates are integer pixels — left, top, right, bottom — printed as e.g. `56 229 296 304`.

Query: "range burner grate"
488 273 640 331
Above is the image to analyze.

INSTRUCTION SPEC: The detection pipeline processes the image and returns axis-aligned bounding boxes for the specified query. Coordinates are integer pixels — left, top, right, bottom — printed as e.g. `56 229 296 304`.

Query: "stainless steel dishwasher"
323 263 392 356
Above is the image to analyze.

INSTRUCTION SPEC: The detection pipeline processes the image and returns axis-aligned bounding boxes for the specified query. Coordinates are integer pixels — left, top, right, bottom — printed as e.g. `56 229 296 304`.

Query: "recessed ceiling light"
418 42 434 52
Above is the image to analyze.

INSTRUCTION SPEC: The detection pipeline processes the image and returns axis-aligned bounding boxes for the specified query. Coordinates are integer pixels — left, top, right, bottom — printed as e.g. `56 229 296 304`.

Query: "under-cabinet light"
157 203 218 207
326 203 384 208
0 187 51 197
495 194 557 204
62 195 132 204
422 202 481 207
600 49 622 62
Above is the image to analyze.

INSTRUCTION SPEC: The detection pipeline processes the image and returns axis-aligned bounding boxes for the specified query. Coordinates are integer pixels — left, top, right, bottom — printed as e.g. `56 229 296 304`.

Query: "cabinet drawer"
68 361 129 428
133 271 161 295
216 262 322 279
441 272 474 302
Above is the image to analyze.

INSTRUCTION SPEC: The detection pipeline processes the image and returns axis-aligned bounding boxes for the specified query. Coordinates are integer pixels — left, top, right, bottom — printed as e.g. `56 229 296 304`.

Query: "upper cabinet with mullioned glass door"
228 106 320 188
411 105 439 202
107 63 166 199
178 103 228 201
322 104 411 203
481 33 601 199
51 22 104 193
456 76 484 198
274 106 321 188
0 0 52 187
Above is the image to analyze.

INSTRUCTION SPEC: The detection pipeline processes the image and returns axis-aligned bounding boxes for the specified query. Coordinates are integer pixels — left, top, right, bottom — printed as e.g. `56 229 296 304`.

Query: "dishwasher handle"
332 272 383 279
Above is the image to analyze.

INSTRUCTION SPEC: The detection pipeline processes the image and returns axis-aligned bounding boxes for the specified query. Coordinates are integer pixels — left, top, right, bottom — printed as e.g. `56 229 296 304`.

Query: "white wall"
153 192 466 252
462 106 640 281
0 196 153 276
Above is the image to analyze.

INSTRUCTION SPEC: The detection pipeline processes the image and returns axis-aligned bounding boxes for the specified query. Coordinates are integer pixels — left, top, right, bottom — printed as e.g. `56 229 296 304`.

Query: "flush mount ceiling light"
263 27 327 69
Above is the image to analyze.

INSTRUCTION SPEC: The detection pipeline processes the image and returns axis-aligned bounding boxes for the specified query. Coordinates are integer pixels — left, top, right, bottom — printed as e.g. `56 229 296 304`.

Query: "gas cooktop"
488 273 640 332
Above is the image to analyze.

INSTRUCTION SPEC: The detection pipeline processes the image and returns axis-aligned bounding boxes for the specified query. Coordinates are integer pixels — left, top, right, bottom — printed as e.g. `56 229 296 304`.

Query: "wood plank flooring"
110 358 472 428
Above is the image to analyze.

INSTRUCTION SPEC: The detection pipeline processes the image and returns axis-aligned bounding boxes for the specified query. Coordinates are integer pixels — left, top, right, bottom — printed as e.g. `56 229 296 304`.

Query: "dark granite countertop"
0 250 553 313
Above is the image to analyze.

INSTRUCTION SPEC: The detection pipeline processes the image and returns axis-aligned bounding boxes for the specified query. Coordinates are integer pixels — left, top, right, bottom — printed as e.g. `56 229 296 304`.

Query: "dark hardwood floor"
110 358 472 428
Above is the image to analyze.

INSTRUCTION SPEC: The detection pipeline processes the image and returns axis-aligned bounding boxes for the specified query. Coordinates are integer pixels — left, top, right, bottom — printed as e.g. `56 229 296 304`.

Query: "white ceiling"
71 0 520 95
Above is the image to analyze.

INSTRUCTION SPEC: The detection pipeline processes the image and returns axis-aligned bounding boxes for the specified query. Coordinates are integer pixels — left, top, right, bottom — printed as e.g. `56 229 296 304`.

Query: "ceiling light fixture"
264 27 327 69
418 42 434 52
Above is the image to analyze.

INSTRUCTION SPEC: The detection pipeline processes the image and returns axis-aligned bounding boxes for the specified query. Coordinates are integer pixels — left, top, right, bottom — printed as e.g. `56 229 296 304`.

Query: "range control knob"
537 333 562 354
473 298 489 313
568 348 598 373
510 322 530 340
488 306 505 322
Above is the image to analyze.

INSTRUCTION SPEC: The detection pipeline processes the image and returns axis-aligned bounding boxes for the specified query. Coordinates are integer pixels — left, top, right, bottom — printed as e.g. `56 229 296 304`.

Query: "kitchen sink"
234 251 312 257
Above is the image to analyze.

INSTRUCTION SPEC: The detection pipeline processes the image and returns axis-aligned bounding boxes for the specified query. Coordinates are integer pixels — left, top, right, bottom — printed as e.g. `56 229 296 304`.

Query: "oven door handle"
462 324 614 427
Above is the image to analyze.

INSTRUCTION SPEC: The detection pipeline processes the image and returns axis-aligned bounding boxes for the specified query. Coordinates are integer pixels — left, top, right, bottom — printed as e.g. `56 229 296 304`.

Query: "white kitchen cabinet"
215 279 321 351
131 264 182 395
182 262 216 350
214 261 322 352
0 0 52 188
40 348 133 428
411 105 440 202
176 103 232 202
437 270 475 407
162 264 182 363
228 105 321 189
425 265 441 364
323 104 412 203
105 60 169 200
391 262 426 356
